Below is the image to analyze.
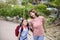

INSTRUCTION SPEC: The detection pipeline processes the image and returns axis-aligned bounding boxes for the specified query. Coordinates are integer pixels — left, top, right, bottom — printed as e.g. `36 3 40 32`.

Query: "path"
0 20 52 40
0 20 18 40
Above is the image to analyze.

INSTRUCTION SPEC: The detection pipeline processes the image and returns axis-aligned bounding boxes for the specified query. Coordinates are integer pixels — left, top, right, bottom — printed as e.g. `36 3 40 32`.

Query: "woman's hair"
19 18 29 27
29 9 39 19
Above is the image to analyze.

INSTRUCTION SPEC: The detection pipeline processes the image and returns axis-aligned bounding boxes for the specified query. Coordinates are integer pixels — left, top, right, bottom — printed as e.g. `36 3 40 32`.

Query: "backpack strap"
20 26 23 34
20 26 29 36
20 26 29 33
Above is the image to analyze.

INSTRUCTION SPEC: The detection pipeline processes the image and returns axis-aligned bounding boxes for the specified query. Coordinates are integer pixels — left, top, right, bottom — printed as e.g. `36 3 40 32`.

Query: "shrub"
0 5 25 17
35 4 51 16
23 3 34 19
46 16 56 25
12 5 25 17
26 3 34 11
0 4 34 19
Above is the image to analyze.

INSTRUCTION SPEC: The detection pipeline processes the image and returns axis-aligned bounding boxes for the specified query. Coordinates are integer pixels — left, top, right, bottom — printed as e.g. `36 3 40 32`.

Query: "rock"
6 16 13 21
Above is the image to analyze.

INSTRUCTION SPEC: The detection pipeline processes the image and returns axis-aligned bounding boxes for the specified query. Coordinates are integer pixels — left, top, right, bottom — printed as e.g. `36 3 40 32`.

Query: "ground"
0 19 60 40
0 20 18 40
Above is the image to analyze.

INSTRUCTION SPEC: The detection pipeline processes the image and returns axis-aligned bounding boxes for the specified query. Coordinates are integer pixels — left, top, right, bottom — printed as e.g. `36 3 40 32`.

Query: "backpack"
15 25 29 37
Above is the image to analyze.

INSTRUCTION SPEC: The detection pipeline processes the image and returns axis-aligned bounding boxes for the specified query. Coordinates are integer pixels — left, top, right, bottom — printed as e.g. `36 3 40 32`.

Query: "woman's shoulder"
39 16 44 19
30 19 34 23
28 19 33 23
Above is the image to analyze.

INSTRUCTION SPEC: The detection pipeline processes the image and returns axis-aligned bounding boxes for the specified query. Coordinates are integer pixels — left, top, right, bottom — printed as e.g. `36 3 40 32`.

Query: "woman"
29 9 46 40
18 19 29 40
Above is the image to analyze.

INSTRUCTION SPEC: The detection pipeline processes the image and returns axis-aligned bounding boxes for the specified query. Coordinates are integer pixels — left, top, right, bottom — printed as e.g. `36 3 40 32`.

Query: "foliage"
35 4 51 16
0 5 25 17
0 3 34 19
28 0 32 3
48 0 55 2
22 0 29 5
54 0 60 6
48 0 60 8
6 0 18 5
46 16 56 25
26 3 34 11
23 3 34 19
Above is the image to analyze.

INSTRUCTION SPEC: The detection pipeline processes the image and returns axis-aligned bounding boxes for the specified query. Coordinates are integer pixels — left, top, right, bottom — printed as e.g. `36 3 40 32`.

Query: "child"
18 19 29 40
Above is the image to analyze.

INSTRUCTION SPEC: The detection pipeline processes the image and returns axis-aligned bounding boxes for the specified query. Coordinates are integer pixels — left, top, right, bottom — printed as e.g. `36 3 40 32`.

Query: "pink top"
30 16 44 36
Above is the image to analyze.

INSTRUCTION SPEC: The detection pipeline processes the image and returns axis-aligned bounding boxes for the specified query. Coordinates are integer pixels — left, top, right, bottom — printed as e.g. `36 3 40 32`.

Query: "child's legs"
38 36 44 40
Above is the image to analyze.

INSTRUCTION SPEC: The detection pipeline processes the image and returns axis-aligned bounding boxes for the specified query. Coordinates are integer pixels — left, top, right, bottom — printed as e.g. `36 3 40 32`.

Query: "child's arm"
29 27 33 32
18 32 20 40
18 28 21 40
29 22 33 32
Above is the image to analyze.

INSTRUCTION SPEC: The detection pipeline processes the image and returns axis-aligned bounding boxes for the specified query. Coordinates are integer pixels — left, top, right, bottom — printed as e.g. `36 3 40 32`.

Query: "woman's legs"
34 36 44 40
38 36 44 40
34 36 38 40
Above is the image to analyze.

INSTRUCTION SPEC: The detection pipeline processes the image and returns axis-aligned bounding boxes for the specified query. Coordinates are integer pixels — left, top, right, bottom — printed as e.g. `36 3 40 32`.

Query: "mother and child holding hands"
15 9 46 40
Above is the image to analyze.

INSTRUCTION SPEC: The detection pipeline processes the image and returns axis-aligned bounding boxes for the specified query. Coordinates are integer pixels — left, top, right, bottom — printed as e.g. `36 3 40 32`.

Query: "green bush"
35 4 51 16
0 3 51 19
0 5 25 17
0 8 6 17
35 4 47 12
46 16 56 25
29 0 32 3
12 5 25 17
23 3 34 19
0 4 34 19
22 0 29 5
26 3 34 11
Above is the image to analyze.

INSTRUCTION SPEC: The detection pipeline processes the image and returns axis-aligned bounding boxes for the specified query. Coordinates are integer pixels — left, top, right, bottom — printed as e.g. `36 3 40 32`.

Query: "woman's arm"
43 17 46 33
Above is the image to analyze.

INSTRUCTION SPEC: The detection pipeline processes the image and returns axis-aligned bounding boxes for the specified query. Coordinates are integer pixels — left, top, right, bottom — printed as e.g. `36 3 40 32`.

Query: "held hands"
44 30 47 33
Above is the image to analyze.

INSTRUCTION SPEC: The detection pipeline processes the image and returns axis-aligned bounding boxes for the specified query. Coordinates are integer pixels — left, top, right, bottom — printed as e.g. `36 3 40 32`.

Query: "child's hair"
19 18 29 27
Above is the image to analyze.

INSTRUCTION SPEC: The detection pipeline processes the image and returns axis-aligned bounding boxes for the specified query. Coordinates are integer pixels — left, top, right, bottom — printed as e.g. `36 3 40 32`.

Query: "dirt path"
0 20 56 40
0 20 19 40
